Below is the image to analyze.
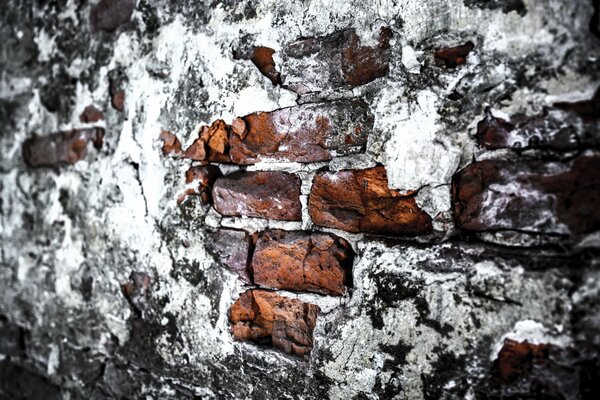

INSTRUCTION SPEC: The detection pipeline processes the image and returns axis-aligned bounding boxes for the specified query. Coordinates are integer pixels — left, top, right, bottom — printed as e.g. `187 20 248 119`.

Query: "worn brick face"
22 128 104 168
309 167 433 236
229 99 373 164
183 165 222 204
434 41 474 68
229 290 319 357
252 230 353 295
212 171 302 220
206 229 252 283
476 90 599 151
452 155 600 234
281 27 392 94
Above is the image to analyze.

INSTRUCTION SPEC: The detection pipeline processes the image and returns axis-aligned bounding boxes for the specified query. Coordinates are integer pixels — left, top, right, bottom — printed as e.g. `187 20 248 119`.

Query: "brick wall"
1 0 600 399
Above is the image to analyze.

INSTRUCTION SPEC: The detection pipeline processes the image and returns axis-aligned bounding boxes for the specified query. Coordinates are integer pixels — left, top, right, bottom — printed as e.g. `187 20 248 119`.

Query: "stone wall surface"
1 0 599 399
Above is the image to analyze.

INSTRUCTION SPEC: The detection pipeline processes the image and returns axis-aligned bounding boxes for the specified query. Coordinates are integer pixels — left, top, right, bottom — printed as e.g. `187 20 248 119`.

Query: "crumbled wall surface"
1 0 599 399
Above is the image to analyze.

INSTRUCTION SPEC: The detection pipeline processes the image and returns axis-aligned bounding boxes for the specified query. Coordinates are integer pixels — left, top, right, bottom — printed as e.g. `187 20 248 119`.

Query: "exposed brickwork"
434 41 474 68
280 27 392 94
229 290 319 357
452 155 600 234
309 167 433 236
229 99 373 164
212 171 302 220
252 230 353 295
159 130 182 156
22 128 104 168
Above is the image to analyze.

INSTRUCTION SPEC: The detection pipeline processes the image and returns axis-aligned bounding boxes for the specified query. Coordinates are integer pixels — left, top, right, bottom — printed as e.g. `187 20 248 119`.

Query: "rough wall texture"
1 0 599 399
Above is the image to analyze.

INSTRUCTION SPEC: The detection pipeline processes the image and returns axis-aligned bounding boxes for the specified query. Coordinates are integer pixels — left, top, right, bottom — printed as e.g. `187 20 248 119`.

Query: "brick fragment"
90 0 136 33
281 27 392 94
554 86 600 121
452 155 600 234
250 47 281 85
252 230 353 295
121 272 151 317
476 91 599 150
496 339 549 382
212 171 302 220
309 167 433 236
229 99 373 164
229 290 319 356
79 105 104 123
434 41 474 68
22 128 104 168
159 130 182 156
206 229 252 283
183 119 231 162
184 165 222 203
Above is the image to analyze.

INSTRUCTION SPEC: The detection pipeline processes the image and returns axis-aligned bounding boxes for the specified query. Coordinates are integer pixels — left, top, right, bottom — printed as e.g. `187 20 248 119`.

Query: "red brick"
22 128 104 168
212 171 302 220
229 290 319 356
229 99 373 164
434 41 474 68
183 165 222 204
309 167 433 236
281 27 392 94
159 130 182 156
252 230 353 295
79 105 104 123
452 155 600 234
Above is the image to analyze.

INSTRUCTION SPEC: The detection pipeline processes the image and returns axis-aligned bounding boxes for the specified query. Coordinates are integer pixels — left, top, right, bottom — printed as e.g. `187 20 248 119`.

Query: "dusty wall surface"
1 0 599 399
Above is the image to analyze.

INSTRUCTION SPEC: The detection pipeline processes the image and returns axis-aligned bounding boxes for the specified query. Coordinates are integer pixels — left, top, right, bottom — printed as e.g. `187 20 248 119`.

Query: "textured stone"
159 130 182 156
252 230 353 295
212 171 302 220
183 165 222 204
452 155 600 234
22 128 104 168
434 41 474 68
206 229 252 283
90 0 136 33
309 167 433 236
281 27 392 94
229 290 319 357
79 105 104 123
229 99 373 164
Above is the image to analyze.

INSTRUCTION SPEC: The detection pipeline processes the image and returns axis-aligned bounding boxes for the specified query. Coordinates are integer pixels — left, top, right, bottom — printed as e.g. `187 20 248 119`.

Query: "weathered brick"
183 119 231 162
229 290 319 357
309 167 433 236
212 171 302 220
434 41 474 68
22 128 104 168
183 165 222 203
121 272 151 317
159 130 182 155
229 99 373 164
476 90 599 150
250 47 281 85
79 105 104 123
452 155 600 234
90 0 136 33
252 230 353 295
206 229 252 283
281 27 392 94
